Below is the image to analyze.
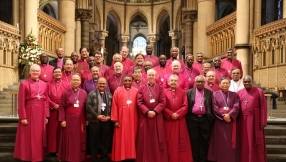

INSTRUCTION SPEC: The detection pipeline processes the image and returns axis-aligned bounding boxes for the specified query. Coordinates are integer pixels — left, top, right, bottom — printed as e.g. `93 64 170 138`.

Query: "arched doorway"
132 35 147 56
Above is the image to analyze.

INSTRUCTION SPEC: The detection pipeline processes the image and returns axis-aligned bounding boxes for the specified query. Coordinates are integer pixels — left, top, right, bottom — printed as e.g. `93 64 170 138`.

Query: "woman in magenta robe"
208 77 240 162
237 75 267 162
58 74 87 162
47 67 70 153
136 69 168 162
111 75 138 161
163 74 193 162
14 64 49 162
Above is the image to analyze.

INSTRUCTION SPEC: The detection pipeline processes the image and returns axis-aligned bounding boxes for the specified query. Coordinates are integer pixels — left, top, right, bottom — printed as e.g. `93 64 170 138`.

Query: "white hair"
30 64 40 72
114 62 123 70
206 70 216 76
195 75 206 82
168 74 179 82
147 69 156 75
171 60 181 67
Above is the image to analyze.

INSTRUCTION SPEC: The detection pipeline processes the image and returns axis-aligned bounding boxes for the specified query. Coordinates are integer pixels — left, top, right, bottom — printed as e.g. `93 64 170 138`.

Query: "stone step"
0 142 14 153
0 123 17 134
266 135 286 145
265 125 286 135
267 145 286 154
0 152 59 162
0 134 16 143
0 94 13 99
268 154 286 162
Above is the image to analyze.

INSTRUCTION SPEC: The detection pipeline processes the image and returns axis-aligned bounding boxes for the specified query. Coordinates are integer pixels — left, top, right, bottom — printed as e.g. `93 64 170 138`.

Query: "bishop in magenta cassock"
14 64 49 162
132 66 146 89
94 51 109 75
127 53 145 76
154 54 172 85
77 47 89 72
166 47 185 68
136 69 168 162
62 59 74 85
80 56 96 84
39 53 54 82
111 46 134 67
208 77 240 162
192 52 204 74
47 67 70 154
107 62 125 94
144 44 159 67
211 56 228 84
204 71 220 92
164 60 189 90
70 52 81 73
237 75 267 162
111 75 138 161
58 74 87 162
104 53 128 79
163 74 193 162
220 48 243 78
180 54 200 89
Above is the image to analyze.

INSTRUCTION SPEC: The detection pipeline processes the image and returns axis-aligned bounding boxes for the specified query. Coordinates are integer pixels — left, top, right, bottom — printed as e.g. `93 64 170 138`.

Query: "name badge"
127 100 132 105
223 106 229 110
101 103 106 107
74 104 79 107
150 99 155 103
189 77 191 81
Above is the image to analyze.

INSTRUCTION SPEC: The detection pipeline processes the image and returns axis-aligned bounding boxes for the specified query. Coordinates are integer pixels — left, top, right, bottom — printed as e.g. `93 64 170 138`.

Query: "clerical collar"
41 64 47 66
65 71 72 74
208 83 213 87
93 79 98 82
196 88 204 92
171 88 176 91
55 79 61 82
72 88 79 91
100 91 104 94
115 73 122 77
148 83 155 86
58 58 63 60
136 80 140 83
31 78 39 82
227 59 233 62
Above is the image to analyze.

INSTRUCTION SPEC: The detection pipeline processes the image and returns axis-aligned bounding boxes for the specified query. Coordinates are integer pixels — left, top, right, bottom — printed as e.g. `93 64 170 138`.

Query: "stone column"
13 0 20 27
58 0 76 56
118 34 130 47
236 0 251 76
96 30 108 49
283 0 286 18
25 0 39 36
75 18 81 52
197 0 215 57
76 9 92 49
147 34 158 55
182 10 197 54
254 0 261 28
169 30 181 48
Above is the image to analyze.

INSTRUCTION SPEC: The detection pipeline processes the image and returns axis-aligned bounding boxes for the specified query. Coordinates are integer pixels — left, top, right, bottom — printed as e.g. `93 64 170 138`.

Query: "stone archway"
156 11 171 58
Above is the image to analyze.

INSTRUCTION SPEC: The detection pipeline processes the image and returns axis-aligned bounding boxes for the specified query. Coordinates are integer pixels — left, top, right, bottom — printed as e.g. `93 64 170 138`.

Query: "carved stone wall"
38 10 66 57
206 12 236 59
0 21 20 91
252 18 286 91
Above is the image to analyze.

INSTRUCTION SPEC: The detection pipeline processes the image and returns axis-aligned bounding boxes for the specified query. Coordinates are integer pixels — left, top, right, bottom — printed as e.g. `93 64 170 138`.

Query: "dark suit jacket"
186 88 215 124
49 58 66 69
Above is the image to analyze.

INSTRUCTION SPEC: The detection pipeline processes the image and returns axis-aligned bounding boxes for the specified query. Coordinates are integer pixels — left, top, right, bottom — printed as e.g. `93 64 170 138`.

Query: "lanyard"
219 90 229 107
147 84 156 98
99 92 105 103
92 80 97 90
124 87 132 100
71 88 80 103
115 74 122 88
53 80 62 96
184 68 194 79
196 88 204 104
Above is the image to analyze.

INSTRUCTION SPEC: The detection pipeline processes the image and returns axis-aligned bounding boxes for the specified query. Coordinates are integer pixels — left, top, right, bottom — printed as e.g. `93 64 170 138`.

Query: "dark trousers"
186 114 213 162
89 121 113 162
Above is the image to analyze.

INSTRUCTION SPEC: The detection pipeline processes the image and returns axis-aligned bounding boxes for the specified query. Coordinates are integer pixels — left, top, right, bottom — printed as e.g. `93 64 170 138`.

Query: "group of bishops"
13 45 267 162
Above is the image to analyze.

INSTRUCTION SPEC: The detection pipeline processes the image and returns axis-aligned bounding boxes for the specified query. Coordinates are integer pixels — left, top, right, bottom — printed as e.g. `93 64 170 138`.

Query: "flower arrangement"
19 32 42 65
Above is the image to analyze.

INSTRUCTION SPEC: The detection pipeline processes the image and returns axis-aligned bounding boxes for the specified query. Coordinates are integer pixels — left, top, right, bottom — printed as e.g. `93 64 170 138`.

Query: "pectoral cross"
244 100 248 106
37 94 41 100
76 100 79 104
44 74 46 78
199 105 203 111
101 106 105 111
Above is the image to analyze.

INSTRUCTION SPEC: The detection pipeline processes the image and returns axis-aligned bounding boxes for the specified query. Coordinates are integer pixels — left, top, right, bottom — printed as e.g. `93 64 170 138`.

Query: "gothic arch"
93 6 101 31
174 5 182 31
156 8 170 34
106 8 122 34
129 10 149 29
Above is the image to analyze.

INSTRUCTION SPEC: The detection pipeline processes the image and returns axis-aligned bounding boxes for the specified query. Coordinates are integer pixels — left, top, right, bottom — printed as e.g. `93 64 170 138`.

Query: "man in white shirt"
229 68 244 92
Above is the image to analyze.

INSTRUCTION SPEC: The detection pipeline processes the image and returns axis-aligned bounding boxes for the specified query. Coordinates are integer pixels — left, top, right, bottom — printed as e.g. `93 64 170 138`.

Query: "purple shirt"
83 79 110 94
192 88 206 115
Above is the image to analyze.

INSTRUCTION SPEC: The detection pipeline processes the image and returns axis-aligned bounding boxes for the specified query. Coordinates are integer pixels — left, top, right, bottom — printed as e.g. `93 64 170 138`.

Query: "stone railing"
109 0 169 3
206 12 236 58
0 21 20 91
38 10 66 57
252 18 286 92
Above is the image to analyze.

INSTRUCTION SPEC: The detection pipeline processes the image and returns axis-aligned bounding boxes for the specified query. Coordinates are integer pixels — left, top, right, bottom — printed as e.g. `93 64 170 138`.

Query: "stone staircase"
0 82 20 117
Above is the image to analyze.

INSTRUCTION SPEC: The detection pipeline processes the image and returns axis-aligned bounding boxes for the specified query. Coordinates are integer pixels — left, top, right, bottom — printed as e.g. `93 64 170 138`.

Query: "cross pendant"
37 94 41 100
101 106 105 111
199 105 203 111
244 100 248 106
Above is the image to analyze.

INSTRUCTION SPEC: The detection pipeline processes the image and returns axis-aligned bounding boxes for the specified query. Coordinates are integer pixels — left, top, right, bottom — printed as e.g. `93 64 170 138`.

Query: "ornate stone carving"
169 30 181 40
206 12 236 35
182 10 197 23
94 30 109 40
38 10 67 33
76 9 92 20
147 34 158 43
118 34 130 43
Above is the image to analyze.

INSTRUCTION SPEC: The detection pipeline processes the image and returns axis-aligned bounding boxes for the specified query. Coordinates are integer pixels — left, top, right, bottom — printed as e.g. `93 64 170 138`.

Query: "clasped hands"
171 113 179 120
97 115 110 122
147 111 156 118
222 114 231 123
